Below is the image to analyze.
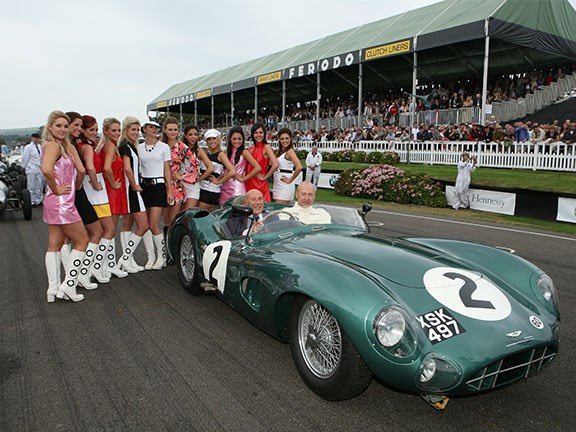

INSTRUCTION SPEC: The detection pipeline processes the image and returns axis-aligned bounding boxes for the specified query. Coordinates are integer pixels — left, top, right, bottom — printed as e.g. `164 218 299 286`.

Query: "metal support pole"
282 80 286 126
254 86 258 124
411 46 418 128
231 91 234 127
194 100 198 126
481 18 491 125
357 62 363 128
316 72 321 132
179 104 183 130
211 96 214 128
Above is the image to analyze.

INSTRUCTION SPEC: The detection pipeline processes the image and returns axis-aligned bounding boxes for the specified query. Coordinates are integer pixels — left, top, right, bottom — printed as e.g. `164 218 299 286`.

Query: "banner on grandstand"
556 197 576 224
284 52 359 80
364 39 412 61
445 186 516 215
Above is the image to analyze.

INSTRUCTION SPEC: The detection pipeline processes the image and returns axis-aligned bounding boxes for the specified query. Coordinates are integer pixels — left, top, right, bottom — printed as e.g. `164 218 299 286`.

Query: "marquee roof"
148 0 576 111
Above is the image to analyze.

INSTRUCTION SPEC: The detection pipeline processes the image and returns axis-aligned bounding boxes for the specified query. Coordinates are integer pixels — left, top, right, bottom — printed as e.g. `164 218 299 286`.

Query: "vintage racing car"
0 160 32 220
167 200 559 408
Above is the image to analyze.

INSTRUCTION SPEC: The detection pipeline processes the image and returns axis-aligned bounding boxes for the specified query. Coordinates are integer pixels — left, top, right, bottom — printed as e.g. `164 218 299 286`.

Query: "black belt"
279 169 293 174
141 177 165 185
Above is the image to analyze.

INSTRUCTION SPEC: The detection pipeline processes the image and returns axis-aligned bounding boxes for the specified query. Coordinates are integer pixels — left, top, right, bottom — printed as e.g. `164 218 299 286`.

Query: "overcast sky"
1 0 574 130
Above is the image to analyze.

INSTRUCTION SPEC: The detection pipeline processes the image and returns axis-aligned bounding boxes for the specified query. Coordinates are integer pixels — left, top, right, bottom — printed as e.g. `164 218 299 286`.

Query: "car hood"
291 232 482 288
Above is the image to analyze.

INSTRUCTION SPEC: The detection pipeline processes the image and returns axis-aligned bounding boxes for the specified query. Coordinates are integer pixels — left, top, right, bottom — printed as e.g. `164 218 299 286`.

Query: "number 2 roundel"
423 267 511 321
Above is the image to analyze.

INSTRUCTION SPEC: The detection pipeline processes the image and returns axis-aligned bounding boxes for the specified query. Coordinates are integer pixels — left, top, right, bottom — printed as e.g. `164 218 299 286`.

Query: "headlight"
417 354 462 392
536 273 557 306
373 306 417 358
374 308 405 347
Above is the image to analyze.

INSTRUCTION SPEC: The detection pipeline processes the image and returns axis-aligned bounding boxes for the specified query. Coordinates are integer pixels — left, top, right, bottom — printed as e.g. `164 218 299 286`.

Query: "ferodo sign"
285 51 358 79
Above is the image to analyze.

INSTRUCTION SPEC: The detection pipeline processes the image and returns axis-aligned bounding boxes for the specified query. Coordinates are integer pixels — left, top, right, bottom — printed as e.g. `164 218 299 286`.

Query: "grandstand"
148 0 576 132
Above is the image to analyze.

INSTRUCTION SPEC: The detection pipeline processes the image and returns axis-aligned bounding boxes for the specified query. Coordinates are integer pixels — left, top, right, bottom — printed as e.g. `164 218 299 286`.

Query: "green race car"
167 201 559 407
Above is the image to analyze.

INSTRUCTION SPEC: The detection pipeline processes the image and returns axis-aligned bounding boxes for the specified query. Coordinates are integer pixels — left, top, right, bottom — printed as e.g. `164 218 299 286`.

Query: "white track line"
370 209 576 242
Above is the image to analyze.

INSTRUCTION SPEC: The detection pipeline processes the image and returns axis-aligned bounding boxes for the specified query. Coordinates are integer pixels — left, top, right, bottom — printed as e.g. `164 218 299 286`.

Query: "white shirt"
22 141 42 172
305 151 322 169
286 203 331 225
138 141 171 178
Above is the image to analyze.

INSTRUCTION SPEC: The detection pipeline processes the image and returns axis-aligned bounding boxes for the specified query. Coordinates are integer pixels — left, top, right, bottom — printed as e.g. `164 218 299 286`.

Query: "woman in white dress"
272 128 302 203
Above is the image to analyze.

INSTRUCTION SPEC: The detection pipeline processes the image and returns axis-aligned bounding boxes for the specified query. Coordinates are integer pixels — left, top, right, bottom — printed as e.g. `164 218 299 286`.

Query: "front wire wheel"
298 300 342 378
290 296 373 401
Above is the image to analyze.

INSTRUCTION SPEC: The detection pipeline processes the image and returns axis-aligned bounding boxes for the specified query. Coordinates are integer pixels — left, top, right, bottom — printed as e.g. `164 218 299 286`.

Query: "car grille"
466 346 557 391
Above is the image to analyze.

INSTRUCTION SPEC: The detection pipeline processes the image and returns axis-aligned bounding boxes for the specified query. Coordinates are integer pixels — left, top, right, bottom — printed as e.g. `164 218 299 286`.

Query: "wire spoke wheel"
298 299 342 378
179 234 195 282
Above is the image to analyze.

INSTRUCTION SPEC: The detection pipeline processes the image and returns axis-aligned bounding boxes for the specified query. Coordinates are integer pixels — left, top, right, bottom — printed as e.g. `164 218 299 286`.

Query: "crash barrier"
289 140 576 172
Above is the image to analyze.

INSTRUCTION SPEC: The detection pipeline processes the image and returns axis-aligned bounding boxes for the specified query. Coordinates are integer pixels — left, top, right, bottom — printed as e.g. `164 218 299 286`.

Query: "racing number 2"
443 272 495 310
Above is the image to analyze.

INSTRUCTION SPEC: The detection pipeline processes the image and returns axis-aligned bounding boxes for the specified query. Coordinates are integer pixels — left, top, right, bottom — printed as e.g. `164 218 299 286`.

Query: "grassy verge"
315 189 576 236
320 162 576 195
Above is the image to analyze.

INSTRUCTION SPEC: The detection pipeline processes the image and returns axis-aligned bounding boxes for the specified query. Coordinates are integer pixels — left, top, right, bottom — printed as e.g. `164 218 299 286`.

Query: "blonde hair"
42 110 72 156
97 117 121 153
120 116 140 146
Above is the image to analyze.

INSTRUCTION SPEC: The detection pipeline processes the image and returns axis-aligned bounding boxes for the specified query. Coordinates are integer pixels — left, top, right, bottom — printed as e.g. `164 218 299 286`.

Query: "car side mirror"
361 203 372 216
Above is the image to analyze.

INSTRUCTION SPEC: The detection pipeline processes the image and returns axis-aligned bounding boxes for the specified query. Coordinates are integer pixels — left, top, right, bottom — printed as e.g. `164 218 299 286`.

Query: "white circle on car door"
423 267 512 321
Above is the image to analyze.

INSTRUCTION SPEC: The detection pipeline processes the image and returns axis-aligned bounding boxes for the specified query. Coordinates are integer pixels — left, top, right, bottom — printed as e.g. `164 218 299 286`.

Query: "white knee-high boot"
118 233 143 274
45 251 61 303
61 243 72 274
56 249 85 302
121 231 144 272
152 234 166 270
77 242 98 290
143 230 155 270
106 238 128 278
91 239 111 283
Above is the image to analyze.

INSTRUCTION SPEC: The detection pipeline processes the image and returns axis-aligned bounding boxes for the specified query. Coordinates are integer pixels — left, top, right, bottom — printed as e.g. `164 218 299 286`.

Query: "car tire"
176 230 202 295
17 174 26 190
13 179 22 199
289 295 373 401
22 189 32 220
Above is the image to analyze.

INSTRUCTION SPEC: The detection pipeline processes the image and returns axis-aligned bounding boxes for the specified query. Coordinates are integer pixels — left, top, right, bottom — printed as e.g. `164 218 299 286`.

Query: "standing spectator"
273 128 302 203
0 142 9 159
245 123 278 202
305 146 323 187
41 111 89 303
452 152 477 210
138 119 171 270
219 126 261 206
21 132 45 206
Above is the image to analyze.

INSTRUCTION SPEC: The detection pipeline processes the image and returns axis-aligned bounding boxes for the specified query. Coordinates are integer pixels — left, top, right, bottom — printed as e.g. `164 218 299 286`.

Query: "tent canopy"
148 0 576 114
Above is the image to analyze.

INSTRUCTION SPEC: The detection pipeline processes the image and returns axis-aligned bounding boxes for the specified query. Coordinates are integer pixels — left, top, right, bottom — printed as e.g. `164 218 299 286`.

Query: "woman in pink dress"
41 111 90 303
244 123 278 202
219 126 261 206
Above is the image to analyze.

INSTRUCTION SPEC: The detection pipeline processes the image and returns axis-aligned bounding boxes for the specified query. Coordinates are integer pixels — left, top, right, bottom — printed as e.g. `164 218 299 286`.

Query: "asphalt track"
0 206 574 432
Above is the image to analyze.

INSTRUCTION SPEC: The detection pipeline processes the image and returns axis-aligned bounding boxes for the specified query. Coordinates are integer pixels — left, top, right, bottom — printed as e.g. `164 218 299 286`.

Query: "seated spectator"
285 181 331 225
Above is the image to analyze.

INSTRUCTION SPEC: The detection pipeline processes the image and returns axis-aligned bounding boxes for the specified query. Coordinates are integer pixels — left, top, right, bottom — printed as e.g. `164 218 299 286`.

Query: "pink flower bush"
335 165 447 207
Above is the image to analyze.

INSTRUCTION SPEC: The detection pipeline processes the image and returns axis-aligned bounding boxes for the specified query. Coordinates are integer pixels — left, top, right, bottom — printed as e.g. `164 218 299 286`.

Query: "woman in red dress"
245 123 278 202
100 117 129 279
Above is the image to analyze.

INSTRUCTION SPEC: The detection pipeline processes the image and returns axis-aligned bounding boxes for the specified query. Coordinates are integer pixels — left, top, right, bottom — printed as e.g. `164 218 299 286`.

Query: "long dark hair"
250 122 267 144
276 127 293 157
227 126 245 165
182 124 200 154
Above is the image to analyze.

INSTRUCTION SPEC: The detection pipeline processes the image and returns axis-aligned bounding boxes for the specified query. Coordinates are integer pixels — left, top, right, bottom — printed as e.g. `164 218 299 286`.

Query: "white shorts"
183 182 200 201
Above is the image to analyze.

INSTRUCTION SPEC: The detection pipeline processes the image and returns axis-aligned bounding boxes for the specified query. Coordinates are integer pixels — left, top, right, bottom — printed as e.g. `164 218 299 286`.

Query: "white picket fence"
290 140 576 172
